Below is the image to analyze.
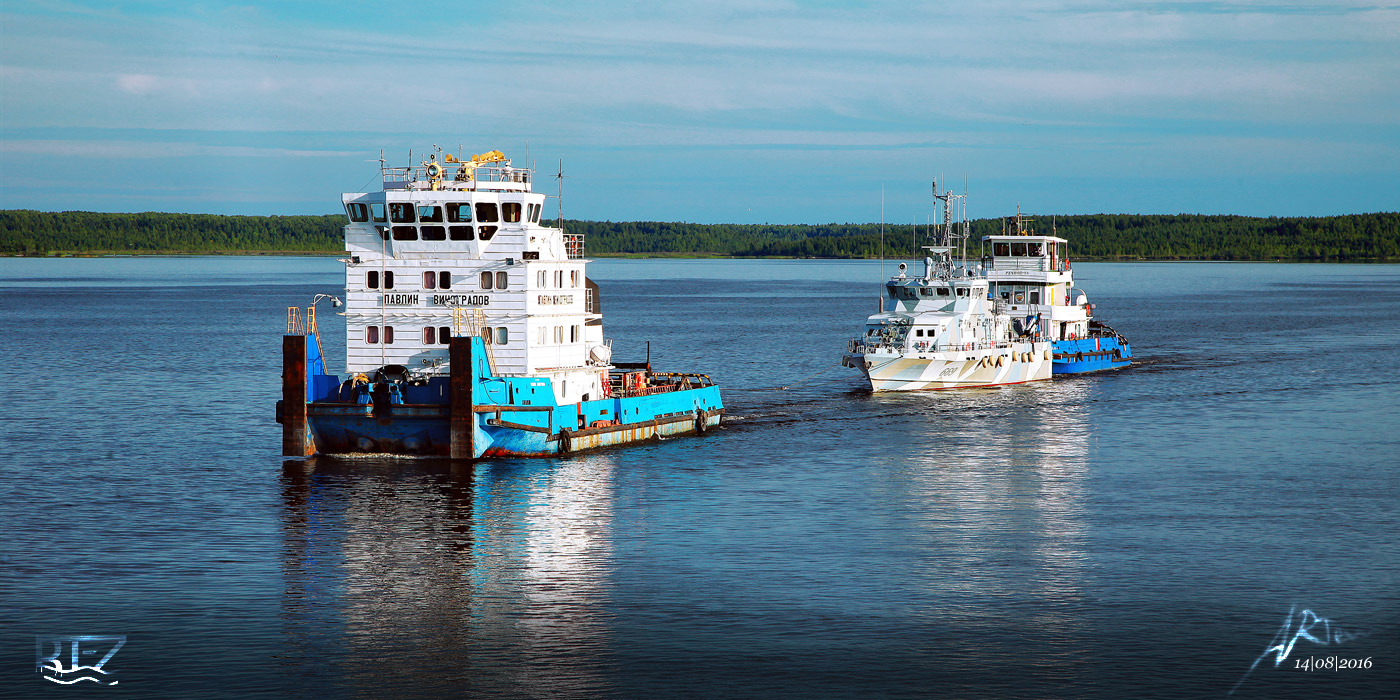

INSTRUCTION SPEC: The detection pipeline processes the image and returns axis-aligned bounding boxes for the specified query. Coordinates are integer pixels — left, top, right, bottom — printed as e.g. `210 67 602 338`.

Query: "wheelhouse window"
1011 242 1027 257
449 226 474 240
370 203 387 222
446 203 472 223
389 203 416 223
392 225 417 241
529 203 541 223
439 271 452 289
480 271 493 289
502 202 521 223
478 225 497 241
420 225 446 241
1028 242 1044 257
937 287 950 296
418 205 443 222
956 287 967 297
475 202 499 223
994 242 1010 257
424 271 436 289
367 271 379 289
347 203 369 222
570 325 579 342
495 271 507 289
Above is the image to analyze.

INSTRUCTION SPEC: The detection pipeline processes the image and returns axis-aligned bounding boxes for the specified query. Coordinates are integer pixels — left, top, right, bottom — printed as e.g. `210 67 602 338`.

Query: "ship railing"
850 338 1041 354
985 258 1048 272
381 162 531 190
564 232 585 259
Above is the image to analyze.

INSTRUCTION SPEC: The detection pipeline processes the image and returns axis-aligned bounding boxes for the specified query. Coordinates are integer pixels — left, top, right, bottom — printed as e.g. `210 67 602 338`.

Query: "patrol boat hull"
845 342 1052 392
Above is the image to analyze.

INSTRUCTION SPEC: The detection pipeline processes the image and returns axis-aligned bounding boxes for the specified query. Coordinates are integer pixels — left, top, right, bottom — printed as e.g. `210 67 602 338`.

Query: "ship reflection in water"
280 454 618 698
870 379 1093 689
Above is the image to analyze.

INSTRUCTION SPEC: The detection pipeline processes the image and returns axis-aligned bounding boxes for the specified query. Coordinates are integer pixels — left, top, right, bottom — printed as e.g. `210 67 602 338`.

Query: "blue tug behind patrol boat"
982 212 1132 375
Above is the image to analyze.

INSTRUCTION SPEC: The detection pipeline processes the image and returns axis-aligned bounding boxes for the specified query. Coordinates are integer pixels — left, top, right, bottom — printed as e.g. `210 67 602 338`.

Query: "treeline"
2 210 1397 260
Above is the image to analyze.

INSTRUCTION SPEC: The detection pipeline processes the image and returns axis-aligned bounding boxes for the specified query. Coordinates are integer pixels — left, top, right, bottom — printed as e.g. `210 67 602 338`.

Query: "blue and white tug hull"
1051 335 1132 375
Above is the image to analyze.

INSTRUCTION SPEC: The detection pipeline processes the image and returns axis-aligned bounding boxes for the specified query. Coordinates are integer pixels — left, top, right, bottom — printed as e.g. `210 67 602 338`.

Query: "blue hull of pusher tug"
1051 324 1132 375
278 334 722 459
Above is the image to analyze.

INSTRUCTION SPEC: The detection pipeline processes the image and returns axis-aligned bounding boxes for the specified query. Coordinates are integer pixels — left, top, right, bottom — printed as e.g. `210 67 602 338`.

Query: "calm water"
1 257 1396 699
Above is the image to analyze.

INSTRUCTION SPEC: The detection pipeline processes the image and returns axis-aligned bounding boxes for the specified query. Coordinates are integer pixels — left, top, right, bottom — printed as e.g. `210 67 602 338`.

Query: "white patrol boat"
276 147 723 459
842 184 1052 392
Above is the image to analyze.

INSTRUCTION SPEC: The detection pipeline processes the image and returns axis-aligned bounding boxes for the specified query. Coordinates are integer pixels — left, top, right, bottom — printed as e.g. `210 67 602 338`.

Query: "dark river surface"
1 257 1396 699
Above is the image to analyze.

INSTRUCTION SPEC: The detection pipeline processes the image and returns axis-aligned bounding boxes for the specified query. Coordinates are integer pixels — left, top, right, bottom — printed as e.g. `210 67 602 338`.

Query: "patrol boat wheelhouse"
842 185 1053 391
277 148 723 459
982 212 1132 374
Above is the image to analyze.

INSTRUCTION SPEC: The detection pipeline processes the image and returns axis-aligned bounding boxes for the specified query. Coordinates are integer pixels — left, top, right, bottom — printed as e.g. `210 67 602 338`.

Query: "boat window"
1028 242 1043 257
347 203 369 222
503 202 522 223
449 225 474 241
384 326 394 344
481 327 493 345
390 203 416 223
475 202 499 223
937 288 950 297
424 271 436 289
478 225 497 241
916 329 924 337
392 225 417 241
1001 290 1011 301
420 225 446 241
424 327 436 344
384 271 394 289
539 327 548 344
367 326 379 344
919 288 932 297
1011 242 1027 256
440 271 451 289
496 271 508 289
367 271 379 289
538 270 547 288
957 287 967 297
555 270 563 288
570 270 579 287
418 205 443 222
529 203 541 222
370 203 387 223
480 271 493 290
446 203 472 223
439 326 451 344
994 242 1010 256
555 326 563 344
495 327 508 345
1030 290 1041 304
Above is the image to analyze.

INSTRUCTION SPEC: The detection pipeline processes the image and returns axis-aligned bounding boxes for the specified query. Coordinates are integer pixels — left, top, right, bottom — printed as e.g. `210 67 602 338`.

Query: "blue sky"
2 1 1397 222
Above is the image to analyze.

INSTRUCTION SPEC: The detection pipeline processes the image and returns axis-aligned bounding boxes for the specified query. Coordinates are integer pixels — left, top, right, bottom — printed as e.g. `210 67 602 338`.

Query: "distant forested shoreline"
2 210 1397 261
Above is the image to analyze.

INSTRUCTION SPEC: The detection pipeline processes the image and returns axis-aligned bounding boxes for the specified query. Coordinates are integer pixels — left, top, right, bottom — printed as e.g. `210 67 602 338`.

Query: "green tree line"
3 209 1397 260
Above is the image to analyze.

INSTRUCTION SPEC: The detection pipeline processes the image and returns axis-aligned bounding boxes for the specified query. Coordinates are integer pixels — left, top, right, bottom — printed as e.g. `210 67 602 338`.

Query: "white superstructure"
842 185 1052 391
339 149 610 405
981 212 1092 342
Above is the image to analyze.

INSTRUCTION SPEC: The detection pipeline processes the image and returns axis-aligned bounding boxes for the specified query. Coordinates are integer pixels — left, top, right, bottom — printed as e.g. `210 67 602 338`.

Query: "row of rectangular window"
991 241 1066 258
538 325 581 345
390 224 498 242
367 325 510 345
348 202 543 225
537 269 581 289
366 270 507 290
